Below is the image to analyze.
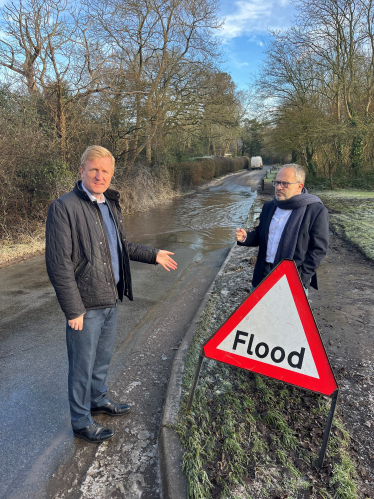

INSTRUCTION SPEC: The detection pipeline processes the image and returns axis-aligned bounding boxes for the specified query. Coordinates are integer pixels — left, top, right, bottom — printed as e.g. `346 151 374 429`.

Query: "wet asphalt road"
0 169 265 498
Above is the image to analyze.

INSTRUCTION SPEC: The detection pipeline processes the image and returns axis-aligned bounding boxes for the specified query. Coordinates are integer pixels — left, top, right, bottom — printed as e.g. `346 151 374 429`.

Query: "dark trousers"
66 306 118 429
250 263 273 293
250 263 308 296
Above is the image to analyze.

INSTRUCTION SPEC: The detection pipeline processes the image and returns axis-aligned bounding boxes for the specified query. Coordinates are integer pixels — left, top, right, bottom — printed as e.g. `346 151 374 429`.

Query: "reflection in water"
124 174 257 254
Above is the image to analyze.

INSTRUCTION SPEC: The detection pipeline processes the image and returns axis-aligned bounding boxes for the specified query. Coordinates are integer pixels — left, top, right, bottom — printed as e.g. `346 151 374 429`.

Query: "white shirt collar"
81 183 106 204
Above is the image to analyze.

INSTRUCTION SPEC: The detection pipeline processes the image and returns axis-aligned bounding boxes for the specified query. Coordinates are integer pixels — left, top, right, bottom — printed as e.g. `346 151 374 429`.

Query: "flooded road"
0 168 265 498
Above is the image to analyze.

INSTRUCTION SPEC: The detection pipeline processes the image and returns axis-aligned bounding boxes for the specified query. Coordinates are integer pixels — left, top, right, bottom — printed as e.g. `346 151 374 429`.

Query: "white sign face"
217 275 319 378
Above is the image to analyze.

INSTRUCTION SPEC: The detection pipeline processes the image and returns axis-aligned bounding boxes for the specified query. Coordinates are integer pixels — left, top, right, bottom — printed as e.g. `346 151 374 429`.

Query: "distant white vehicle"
251 156 263 170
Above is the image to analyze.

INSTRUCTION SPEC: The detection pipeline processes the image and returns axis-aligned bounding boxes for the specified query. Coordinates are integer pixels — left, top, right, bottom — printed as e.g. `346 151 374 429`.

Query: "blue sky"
218 0 297 89
0 0 296 91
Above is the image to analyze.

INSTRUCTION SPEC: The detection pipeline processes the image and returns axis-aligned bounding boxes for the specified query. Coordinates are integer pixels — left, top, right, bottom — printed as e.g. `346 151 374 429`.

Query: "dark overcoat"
238 200 329 289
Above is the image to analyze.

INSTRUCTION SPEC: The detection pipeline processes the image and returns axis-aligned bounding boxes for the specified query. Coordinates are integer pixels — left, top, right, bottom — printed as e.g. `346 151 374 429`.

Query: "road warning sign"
204 259 337 396
186 259 338 468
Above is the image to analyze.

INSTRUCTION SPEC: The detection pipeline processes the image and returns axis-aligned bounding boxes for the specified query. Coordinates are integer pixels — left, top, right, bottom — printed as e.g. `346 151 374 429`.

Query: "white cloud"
233 61 250 68
219 0 295 40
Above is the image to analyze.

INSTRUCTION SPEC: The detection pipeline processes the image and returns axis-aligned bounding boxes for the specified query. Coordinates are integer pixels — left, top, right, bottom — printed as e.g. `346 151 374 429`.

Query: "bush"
306 170 374 191
172 156 248 189
113 163 174 214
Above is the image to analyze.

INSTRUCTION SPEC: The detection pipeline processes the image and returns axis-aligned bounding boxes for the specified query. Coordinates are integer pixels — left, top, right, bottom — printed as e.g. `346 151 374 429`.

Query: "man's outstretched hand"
156 250 178 271
235 228 247 242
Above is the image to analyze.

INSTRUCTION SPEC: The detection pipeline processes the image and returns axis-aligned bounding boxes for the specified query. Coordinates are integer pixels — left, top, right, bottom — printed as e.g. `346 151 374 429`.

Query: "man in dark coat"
235 164 328 292
46 145 177 443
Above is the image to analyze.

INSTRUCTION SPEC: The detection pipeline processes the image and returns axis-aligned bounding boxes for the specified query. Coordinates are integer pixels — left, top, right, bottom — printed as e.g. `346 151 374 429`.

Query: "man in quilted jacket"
46 145 177 443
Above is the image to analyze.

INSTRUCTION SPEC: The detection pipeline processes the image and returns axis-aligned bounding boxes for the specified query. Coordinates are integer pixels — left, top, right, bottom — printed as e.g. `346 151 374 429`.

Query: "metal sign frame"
186 259 339 468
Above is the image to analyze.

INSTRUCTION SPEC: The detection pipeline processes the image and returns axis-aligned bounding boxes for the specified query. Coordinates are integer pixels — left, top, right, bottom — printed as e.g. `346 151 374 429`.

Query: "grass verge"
263 171 278 184
0 228 45 266
176 196 359 499
315 190 374 261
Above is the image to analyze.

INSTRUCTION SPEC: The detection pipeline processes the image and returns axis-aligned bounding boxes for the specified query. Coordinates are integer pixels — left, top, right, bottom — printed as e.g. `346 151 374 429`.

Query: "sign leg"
186 352 205 413
318 389 339 468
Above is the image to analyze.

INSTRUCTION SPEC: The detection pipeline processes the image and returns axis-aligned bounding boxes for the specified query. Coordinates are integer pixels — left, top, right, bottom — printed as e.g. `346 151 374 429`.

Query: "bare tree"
87 0 222 169
0 0 69 93
0 0 141 161
257 0 374 183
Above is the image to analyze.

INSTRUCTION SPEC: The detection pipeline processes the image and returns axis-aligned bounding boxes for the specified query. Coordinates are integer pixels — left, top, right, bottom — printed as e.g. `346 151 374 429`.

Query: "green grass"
178 348 356 498
263 171 277 184
176 289 357 498
316 190 374 261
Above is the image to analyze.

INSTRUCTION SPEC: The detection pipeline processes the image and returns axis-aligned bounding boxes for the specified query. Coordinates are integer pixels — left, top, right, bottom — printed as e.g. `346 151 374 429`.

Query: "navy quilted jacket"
45 181 159 320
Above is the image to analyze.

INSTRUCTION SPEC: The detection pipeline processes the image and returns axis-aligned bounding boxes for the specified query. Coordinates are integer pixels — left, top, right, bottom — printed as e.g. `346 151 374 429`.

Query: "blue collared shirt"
81 183 121 284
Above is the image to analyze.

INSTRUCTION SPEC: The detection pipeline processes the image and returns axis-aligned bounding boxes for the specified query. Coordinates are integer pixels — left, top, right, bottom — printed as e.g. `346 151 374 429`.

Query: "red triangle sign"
204 259 337 396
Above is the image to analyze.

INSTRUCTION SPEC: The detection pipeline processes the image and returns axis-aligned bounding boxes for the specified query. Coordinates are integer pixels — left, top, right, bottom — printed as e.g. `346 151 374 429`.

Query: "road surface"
0 168 266 498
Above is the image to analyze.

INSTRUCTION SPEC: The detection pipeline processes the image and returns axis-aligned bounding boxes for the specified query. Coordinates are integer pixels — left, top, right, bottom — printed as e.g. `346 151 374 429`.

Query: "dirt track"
310 232 374 495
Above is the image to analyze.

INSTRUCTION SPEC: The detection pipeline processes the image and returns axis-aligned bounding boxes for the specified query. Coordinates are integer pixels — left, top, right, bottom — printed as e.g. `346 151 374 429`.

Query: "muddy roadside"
176 189 374 498
311 231 374 493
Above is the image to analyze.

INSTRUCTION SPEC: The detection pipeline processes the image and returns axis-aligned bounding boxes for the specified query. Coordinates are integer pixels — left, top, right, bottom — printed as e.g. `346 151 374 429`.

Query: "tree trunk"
329 163 334 190
56 87 67 163
146 134 152 164
127 93 142 172
120 139 129 168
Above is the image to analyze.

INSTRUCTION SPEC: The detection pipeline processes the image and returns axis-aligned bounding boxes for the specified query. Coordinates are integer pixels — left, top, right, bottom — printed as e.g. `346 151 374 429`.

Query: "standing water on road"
124 171 257 254
0 169 262 499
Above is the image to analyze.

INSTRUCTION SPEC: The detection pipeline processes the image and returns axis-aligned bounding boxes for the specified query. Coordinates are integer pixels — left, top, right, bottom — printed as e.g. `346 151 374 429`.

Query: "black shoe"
73 421 114 443
91 401 131 417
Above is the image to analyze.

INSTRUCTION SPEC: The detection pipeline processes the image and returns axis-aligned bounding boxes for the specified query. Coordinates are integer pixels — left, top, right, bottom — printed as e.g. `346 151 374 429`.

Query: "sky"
0 0 296 91
218 0 297 90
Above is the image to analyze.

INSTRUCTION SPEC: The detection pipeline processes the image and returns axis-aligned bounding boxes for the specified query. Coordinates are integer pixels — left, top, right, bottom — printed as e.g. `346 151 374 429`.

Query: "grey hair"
280 163 305 183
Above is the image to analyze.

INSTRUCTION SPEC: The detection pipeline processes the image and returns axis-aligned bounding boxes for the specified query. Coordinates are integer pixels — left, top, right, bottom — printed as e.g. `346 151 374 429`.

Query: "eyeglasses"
272 181 301 188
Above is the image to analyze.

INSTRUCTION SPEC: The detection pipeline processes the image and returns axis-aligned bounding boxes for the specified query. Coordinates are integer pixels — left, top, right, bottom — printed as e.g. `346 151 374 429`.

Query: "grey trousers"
66 306 118 429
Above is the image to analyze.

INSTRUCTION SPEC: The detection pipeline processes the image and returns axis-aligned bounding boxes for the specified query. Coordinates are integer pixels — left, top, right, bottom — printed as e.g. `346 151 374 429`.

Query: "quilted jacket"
45 181 159 320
